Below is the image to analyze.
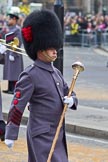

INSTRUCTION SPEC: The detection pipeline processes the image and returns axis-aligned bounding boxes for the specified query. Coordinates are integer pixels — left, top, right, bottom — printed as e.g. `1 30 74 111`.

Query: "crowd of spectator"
64 12 108 46
64 12 108 34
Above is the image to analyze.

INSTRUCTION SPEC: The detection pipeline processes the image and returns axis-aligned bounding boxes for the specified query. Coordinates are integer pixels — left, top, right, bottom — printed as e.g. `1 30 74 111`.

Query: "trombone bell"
9 37 19 50
0 38 27 56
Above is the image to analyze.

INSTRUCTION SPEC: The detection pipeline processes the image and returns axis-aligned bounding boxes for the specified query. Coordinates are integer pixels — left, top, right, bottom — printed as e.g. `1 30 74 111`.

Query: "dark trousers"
8 81 16 92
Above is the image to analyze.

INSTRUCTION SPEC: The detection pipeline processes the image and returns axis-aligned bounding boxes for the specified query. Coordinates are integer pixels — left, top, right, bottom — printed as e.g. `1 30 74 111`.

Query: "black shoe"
2 90 9 93
0 121 6 141
2 90 14 94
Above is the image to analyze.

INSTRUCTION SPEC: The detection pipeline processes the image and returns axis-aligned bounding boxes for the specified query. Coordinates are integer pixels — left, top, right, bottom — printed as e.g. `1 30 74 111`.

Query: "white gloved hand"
0 43 7 54
5 139 14 148
63 96 74 108
9 55 15 61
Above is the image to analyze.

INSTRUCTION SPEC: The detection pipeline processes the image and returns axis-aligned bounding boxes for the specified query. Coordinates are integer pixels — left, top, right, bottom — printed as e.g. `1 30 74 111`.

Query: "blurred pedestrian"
0 14 8 39
3 7 24 94
4 9 78 162
0 83 6 141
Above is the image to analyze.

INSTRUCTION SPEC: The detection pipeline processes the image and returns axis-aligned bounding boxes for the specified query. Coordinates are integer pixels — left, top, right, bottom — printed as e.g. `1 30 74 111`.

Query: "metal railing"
64 28 108 48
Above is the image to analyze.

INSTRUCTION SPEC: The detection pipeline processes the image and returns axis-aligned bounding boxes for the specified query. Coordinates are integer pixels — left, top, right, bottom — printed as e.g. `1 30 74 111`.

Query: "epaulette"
24 63 35 73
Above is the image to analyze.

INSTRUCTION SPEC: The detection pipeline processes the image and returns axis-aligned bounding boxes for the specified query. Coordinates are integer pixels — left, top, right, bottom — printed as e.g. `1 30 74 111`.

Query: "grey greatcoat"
5 59 78 162
3 25 23 81
0 86 3 120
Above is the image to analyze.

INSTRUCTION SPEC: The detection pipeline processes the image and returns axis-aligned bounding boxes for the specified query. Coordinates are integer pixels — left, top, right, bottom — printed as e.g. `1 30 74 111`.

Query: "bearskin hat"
21 9 63 61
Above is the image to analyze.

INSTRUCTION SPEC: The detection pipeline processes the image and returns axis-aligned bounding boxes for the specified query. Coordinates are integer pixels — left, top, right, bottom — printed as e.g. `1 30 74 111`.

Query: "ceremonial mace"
47 61 84 162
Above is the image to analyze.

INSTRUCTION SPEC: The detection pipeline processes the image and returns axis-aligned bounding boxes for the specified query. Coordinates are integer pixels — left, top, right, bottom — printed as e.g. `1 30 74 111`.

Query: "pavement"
1 129 108 162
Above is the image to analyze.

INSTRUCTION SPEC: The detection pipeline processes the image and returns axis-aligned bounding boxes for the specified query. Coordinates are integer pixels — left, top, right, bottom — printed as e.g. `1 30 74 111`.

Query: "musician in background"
3 7 24 94
4 10 78 162
0 84 6 141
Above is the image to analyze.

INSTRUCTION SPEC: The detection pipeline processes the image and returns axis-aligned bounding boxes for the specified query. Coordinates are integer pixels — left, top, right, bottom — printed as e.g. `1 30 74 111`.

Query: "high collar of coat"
34 59 55 72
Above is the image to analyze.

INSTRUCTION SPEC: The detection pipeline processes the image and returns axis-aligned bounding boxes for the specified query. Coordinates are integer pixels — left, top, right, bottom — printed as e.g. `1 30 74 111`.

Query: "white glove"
5 139 14 148
0 43 7 54
9 55 15 61
63 96 74 108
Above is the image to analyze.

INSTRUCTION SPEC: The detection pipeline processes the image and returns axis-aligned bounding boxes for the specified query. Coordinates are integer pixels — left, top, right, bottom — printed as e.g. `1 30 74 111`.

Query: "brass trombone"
47 61 84 162
0 37 27 56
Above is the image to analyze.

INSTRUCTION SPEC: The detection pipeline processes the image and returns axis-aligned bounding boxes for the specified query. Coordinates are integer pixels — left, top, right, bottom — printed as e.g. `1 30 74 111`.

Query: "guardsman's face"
37 48 57 62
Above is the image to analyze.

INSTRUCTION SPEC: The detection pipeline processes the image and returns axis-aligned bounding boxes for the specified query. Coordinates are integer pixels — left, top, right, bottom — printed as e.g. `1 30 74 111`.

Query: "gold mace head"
72 61 84 72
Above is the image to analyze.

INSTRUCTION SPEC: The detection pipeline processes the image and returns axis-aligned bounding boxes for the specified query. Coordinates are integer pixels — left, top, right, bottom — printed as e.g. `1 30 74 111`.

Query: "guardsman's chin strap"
43 51 57 62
